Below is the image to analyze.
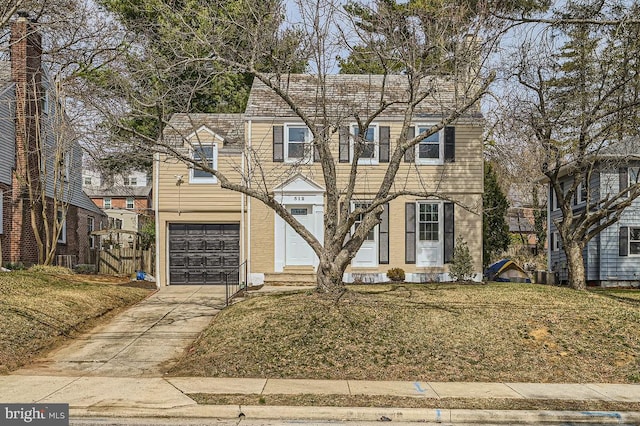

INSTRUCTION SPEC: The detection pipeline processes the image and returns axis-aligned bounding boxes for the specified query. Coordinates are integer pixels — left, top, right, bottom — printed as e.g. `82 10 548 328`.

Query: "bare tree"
493 1 640 289
90 0 503 292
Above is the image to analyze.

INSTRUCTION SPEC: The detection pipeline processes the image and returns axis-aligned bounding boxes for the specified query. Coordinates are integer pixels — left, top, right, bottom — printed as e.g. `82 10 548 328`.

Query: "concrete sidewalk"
1 376 640 423
4 284 640 424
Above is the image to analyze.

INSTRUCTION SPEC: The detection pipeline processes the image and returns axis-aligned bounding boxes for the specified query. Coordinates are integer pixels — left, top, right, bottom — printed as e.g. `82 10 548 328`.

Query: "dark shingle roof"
83 184 152 198
245 74 479 119
0 61 11 86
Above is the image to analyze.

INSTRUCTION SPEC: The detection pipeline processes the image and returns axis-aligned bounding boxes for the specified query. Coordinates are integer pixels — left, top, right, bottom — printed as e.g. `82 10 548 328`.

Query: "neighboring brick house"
154 75 484 286
0 15 105 266
82 169 153 243
547 141 640 286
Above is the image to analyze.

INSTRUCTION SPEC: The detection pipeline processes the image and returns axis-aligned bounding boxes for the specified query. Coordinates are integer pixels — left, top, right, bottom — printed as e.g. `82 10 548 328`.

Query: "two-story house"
83 169 153 241
547 141 640 286
154 75 484 286
0 14 105 267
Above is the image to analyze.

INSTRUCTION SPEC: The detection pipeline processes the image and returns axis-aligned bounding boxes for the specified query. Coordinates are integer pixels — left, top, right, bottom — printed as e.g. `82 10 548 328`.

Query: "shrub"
4 262 26 271
386 268 405 282
74 264 97 274
449 236 474 282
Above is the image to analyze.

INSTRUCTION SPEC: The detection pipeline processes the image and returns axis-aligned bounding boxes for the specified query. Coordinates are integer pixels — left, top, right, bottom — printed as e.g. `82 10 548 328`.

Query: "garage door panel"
169 223 240 285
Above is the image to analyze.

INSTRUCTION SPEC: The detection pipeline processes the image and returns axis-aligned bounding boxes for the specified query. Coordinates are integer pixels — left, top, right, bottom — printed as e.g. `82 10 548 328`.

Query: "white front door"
416 202 442 267
352 202 378 267
285 206 314 266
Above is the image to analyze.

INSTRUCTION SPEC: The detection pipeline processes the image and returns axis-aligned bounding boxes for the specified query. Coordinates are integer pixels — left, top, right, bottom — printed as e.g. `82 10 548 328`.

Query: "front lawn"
169 283 640 383
0 269 153 373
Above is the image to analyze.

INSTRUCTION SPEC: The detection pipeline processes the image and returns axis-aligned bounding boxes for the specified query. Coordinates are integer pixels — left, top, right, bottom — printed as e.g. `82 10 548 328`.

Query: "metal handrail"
224 260 248 307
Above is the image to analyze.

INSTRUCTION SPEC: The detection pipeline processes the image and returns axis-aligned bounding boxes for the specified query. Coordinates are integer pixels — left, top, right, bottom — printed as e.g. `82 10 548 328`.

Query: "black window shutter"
550 232 555 252
273 126 284 162
379 203 389 264
620 167 629 196
620 226 629 256
339 126 350 163
379 126 390 163
444 202 455 263
404 127 415 163
444 126 455 162
549 183 554 211
405 203 416 264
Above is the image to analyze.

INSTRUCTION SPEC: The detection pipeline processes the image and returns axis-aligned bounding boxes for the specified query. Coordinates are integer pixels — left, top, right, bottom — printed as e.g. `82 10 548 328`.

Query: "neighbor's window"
88 217 95 249
126 197 134 209
630 167 640 186
124 176 137 186
630 227 640 255
351 125 378 164
285 125 312 162
57 209 66 243
418 203 439 241
103 197 112 209
190 144 218 183
415 126 443 164
83 176 92 185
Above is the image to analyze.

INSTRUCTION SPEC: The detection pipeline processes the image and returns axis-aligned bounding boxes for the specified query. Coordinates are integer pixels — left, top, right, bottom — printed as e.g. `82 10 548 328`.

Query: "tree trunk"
316 253 347 294
565 241 586 290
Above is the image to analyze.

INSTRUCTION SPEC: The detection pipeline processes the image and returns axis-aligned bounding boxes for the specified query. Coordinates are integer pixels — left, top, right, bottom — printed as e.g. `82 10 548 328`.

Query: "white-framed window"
190 143 218 184
574 180 587 205
630 227 640 256
630 167 640 186
551 231 561 251
418 203 440 241
103 197 111 209
352 202 375 241
87 216 95 249
351 124 378 165
57 209 66 243
285 125 312 163
414 125 443 164
83 176 92 185
126 198 134 209
124 176 138 186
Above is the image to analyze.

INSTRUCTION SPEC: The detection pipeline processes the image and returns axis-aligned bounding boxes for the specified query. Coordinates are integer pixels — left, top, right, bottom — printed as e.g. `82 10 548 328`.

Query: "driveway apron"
15 285 226 377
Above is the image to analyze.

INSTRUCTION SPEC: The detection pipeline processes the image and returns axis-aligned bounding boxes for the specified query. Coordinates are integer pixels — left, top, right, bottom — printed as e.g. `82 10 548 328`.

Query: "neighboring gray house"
548 141 640 286
0 15 105 266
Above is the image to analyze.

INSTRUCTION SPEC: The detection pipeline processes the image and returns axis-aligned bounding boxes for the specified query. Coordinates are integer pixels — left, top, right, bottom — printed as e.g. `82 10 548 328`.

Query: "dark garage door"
169 223 240 285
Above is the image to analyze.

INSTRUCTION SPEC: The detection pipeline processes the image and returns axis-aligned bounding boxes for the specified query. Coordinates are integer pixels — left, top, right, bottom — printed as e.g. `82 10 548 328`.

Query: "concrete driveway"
15 285 226 377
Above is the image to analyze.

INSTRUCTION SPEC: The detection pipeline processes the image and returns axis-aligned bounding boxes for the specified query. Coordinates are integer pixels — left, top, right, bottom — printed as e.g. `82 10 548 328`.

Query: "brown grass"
0 270 153 373
168 283 640 383
189 393 640 412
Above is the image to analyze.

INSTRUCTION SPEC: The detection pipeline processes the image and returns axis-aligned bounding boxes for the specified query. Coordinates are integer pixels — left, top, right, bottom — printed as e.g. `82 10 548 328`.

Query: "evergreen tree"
450 236 474 281
483 162 510 266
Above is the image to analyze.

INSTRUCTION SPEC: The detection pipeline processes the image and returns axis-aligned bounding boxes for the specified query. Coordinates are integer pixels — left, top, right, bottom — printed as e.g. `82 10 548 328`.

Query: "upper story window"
415 126 443 165
351 125 378 165
190 144 218 184
285 125 312 163
124 176 138 186
630 167 639 186
103 197 111 209
126 197 134 209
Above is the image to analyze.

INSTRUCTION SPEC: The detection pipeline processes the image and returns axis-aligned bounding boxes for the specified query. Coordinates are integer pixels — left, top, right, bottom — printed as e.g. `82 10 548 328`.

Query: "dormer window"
124 176 137 186
190 144 218 184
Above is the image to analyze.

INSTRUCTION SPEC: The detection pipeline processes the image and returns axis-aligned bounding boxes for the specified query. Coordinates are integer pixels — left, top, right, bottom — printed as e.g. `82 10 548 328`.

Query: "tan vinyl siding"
247 120 484 195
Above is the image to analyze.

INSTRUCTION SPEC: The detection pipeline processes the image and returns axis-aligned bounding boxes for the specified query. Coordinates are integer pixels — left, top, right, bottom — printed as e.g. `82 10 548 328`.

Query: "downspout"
154 152 161 289
547 182 552 275
240 124 245 286
247 119 252 285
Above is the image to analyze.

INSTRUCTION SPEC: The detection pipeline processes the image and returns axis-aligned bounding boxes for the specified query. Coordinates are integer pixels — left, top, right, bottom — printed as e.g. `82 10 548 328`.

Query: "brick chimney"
8 13 43 264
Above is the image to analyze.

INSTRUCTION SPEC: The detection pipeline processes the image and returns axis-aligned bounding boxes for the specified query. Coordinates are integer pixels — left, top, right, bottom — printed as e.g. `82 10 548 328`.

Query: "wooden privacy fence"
98 248 154 275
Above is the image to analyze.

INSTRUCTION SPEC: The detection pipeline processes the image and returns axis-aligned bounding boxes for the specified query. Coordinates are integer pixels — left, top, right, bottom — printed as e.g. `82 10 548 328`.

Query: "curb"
70 405 640 424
